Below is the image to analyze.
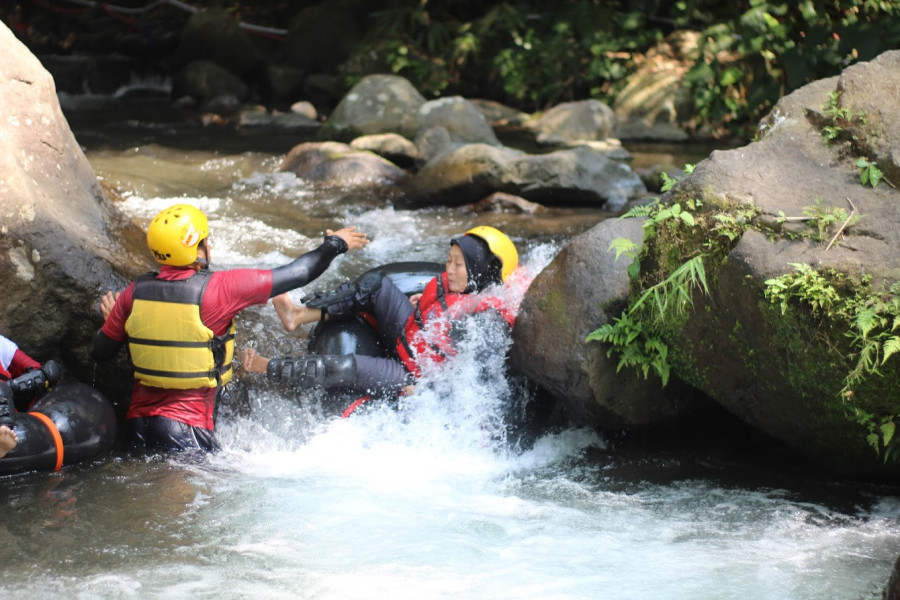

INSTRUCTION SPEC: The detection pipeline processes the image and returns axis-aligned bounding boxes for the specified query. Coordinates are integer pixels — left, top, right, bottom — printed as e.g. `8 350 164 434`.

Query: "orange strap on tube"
341 396 372 418
30 412 64 472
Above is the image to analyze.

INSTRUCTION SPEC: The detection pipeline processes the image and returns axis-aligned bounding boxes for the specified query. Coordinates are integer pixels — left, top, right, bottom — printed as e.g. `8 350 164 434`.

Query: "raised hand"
327 226 369 252
99 290 121 320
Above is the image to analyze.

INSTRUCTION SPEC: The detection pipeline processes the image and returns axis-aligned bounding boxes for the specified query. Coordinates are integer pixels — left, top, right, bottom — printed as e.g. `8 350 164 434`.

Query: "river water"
1 101 898 599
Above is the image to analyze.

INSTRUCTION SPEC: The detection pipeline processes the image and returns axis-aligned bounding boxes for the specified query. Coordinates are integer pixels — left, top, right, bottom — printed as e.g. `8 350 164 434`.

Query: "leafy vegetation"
776 198 861 243
856 157 884 188
337 1 900 139
764 266 900 460
585 168 745 386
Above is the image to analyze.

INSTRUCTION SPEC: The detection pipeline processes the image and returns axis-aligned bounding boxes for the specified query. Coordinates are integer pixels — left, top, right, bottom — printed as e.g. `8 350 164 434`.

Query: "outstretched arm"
269 227 368 298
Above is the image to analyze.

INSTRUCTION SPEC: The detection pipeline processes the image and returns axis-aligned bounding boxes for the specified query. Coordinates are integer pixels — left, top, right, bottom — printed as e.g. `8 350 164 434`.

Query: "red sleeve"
200 269 274 335
100 283 136 343
8 348 41 378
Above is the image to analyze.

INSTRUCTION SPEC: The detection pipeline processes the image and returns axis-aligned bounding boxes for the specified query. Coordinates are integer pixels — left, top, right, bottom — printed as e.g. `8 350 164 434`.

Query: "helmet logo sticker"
181 224 200 248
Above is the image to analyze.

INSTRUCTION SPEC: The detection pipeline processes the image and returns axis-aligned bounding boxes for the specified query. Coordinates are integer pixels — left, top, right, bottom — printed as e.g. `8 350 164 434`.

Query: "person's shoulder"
0 336 17 355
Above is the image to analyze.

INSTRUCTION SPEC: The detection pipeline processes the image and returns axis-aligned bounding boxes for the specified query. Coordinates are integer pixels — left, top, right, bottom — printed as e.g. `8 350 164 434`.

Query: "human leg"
367 276 416 343
353 355 414 395
272 293 322 331
303 270 388 318
127 416 221 452
263 352 411 396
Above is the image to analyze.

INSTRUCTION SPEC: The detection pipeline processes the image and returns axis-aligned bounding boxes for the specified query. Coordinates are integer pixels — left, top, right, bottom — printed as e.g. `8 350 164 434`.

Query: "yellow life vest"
125 270 235 389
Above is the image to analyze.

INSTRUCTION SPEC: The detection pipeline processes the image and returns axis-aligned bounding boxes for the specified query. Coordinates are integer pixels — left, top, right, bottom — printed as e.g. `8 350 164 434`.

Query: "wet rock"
511 219 704 426
319 74 426 142
405 144 645 210
466 192 546 215
236 107 319 134
546 50 900 478
279 141 407 188
469 99 530 129
887 555 900 600
350 133 418 169
528 99 617 148
418 96 501 147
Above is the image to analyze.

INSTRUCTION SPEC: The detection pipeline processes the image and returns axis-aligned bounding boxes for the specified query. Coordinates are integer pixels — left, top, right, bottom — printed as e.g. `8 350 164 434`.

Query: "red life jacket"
395 272 515 377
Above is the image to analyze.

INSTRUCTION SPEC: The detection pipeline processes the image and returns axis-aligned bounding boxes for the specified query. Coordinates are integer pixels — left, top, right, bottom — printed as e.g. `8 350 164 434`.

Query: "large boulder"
528 99 617 148
514 50 900 478
405 143 646 210
279 141 408 188
417 96 501 147
0 22 148 399
664 51 900 476
319 74 427 141
510 219 705 426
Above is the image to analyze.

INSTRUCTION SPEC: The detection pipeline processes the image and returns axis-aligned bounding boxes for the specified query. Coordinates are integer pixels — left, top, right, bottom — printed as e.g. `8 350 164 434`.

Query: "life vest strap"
133 365 231 380
128 337 214 349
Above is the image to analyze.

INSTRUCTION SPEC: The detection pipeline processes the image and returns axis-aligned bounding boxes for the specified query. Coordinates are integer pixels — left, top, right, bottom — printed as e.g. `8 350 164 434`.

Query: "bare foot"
0 425 18 459
241 348 270 374
272 293 322 331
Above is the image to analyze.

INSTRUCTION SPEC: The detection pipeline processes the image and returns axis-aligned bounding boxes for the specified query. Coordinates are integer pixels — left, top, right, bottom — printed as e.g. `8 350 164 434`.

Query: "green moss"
762 267 900 460
537 288 571 331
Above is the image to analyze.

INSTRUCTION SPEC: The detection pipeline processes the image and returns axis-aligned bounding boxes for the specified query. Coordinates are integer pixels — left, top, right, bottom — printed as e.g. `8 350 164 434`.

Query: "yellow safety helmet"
464 226 518 283
146 204 209 266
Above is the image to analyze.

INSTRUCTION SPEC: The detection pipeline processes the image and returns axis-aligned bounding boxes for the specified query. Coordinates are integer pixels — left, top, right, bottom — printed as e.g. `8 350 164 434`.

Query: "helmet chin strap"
195 238 210 269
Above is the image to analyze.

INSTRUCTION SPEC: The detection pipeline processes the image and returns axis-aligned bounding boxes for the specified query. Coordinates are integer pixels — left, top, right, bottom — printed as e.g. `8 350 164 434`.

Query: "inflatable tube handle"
28 412 64 471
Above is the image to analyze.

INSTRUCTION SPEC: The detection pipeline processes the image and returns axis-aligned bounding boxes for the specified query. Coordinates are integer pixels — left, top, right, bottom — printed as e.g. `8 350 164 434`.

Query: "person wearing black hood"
241 226 520 397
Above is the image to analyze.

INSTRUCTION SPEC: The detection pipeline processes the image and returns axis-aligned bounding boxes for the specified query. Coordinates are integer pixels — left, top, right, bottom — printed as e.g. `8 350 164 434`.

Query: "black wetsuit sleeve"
270 235 349 298
91 330 124 362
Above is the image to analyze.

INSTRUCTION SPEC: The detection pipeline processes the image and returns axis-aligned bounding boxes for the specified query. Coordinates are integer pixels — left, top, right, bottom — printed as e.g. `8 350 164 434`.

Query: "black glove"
9 359 63 400
0 381 15 429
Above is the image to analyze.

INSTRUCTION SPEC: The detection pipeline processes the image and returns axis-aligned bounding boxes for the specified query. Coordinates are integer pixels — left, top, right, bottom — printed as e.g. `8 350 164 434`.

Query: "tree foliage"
339 0 900 139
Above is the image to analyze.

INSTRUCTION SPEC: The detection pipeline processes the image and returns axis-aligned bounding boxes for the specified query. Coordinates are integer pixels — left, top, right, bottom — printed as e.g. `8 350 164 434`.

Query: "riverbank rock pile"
512 50 900 480
280 74 647 211
0 22 150 408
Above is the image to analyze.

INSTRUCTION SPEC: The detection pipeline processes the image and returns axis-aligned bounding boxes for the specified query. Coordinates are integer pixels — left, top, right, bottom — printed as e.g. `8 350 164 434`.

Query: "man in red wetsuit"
241 226 524 398
91 203 368 452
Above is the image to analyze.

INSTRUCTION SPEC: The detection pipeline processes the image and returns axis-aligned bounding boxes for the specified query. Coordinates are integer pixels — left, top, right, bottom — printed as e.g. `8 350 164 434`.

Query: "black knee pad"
354 270 384 302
